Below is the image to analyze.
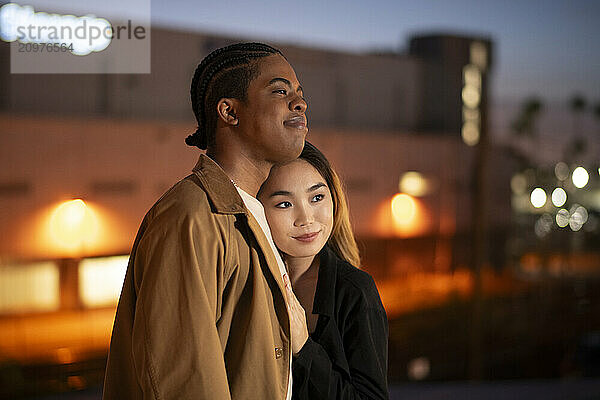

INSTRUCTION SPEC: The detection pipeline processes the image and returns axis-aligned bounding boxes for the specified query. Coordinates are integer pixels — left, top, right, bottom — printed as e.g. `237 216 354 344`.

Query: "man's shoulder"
146 174 215 222
162 174 209 206
133 174 229 250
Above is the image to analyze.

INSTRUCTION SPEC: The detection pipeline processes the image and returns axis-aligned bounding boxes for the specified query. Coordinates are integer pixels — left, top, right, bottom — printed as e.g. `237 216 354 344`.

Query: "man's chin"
273 137 306 164
293 136 307 158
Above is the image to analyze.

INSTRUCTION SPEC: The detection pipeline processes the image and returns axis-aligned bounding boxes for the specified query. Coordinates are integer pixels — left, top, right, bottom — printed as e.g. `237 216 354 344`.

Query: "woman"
258 142 389 399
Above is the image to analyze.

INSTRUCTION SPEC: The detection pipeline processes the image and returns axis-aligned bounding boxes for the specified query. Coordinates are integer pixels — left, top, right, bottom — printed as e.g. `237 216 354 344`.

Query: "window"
78 255 129 307
0 261 59 314
90 180 136 195
0 181 31 197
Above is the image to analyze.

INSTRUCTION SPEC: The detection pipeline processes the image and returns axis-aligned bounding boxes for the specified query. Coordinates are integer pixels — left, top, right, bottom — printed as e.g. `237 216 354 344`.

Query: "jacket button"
274 347 283 359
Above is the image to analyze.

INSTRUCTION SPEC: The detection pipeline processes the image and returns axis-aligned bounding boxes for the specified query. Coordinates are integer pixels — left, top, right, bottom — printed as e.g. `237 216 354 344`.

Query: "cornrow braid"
187 42 283 150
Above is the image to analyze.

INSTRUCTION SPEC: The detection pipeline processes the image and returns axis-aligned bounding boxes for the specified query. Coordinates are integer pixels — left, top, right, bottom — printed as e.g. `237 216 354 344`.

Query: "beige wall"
0 28 510 261
0 114 511 260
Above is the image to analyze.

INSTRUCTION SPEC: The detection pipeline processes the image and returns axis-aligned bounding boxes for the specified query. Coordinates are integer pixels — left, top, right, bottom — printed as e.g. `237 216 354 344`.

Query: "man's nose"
290 94 307 113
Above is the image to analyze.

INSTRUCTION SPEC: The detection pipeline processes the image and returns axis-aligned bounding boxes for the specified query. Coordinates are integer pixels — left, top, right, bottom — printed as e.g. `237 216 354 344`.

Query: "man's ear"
217 98 239 127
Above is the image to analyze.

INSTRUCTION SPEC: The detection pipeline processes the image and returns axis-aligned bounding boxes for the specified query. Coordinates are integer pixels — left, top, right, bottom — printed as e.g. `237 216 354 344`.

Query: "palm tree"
511 97 543 138
509 96 544 168
566 94 587 161
570 95 586 114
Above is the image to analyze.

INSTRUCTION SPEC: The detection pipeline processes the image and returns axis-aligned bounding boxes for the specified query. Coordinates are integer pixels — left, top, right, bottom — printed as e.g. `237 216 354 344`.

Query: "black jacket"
292 246 389 399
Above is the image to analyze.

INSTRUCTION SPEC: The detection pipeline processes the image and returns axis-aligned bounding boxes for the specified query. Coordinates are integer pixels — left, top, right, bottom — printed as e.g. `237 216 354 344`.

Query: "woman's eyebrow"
269 183 325 198
307 183 326 192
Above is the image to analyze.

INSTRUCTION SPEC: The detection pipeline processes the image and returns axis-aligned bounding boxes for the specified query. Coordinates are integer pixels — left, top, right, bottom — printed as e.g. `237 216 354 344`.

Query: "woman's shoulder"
327 249 383 309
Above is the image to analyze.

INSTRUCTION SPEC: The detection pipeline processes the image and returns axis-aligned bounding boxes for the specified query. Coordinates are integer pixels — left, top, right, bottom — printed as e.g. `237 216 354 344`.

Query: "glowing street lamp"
551 188 567 207
530 188 547 208
391 193 417 225
555 162 569 181
556 209 569 228
572 166 589 188
48 199 99 252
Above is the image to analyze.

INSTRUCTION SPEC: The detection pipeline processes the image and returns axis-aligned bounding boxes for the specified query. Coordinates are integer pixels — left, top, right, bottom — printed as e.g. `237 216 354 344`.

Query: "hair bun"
185 126 208 150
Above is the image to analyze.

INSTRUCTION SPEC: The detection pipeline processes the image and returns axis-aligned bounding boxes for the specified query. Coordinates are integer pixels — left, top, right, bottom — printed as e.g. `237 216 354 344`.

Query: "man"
103 42 308 399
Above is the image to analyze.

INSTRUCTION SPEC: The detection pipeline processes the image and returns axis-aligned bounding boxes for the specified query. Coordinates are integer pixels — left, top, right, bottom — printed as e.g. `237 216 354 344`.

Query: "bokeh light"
556 209 570 228
511 174 527 195
407 357 430 381
461 121 479 146
575 206 588 224
551 187 567 207
463 64 481 89
530 188 546 208
554 162 569 181
569 214 584 231
569 204 588 232
572 166 589 189
462 107 479 124
48 199 99 252
374 193 430 237
534 214 553 238
399 172 430 197
461 86 481 109
470 41 488 70
391 193 417 225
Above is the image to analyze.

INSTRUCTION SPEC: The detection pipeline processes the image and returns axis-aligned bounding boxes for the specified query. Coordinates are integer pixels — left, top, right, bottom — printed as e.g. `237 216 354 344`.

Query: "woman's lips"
292 231 320 242
284 116 306 130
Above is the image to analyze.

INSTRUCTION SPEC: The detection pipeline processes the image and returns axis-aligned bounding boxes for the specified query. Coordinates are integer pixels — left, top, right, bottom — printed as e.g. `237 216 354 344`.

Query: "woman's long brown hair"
298 142 361 267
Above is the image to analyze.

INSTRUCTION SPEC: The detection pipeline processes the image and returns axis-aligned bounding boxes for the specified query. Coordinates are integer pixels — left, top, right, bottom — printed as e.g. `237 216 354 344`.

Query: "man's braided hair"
186 42 283 150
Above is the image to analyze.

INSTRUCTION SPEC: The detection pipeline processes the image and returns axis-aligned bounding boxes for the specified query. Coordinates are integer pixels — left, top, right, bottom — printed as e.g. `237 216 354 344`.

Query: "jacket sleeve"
291 285 389 400
131 210 232 399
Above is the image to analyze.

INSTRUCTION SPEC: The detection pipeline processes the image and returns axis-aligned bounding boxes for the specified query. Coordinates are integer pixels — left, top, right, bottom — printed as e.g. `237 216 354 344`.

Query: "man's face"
235 55 308 164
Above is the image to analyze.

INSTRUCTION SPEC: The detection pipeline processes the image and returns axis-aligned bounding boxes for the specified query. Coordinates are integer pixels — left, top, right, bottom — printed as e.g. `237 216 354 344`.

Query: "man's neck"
208 144 272 197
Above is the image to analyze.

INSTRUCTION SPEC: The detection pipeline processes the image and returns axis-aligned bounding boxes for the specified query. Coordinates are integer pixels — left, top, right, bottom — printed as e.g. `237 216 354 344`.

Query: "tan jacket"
103 154 291 400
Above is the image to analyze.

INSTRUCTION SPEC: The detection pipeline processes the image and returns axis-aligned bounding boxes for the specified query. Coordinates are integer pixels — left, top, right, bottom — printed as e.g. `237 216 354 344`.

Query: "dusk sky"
147 0 600 104
21 0 600 104
9 0 600 149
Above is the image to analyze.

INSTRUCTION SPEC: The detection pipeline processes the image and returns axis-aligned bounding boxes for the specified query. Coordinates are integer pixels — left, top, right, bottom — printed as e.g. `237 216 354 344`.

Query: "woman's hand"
284 274 309 356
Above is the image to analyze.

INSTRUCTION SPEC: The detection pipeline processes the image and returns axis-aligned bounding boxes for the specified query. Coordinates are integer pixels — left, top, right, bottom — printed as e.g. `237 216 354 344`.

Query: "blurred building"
0 24 511 379
0 28 504 256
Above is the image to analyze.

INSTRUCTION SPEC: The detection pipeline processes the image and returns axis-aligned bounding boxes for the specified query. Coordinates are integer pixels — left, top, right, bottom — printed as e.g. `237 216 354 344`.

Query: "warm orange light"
372 193 431 237
48 199 99 252
5 198 134 258
391 193 417 226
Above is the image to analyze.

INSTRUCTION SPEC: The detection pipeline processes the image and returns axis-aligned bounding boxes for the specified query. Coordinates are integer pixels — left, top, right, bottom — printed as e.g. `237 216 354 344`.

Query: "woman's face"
259 159 334 260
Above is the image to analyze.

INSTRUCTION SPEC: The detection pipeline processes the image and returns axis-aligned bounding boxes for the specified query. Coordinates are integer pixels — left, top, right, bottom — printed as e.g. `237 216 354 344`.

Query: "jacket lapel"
244 212 288 302
191 154 288 317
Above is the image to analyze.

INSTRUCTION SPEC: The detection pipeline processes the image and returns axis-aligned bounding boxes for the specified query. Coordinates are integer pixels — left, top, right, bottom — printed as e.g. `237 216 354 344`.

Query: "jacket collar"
191 154 246 215
312 245 338 318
